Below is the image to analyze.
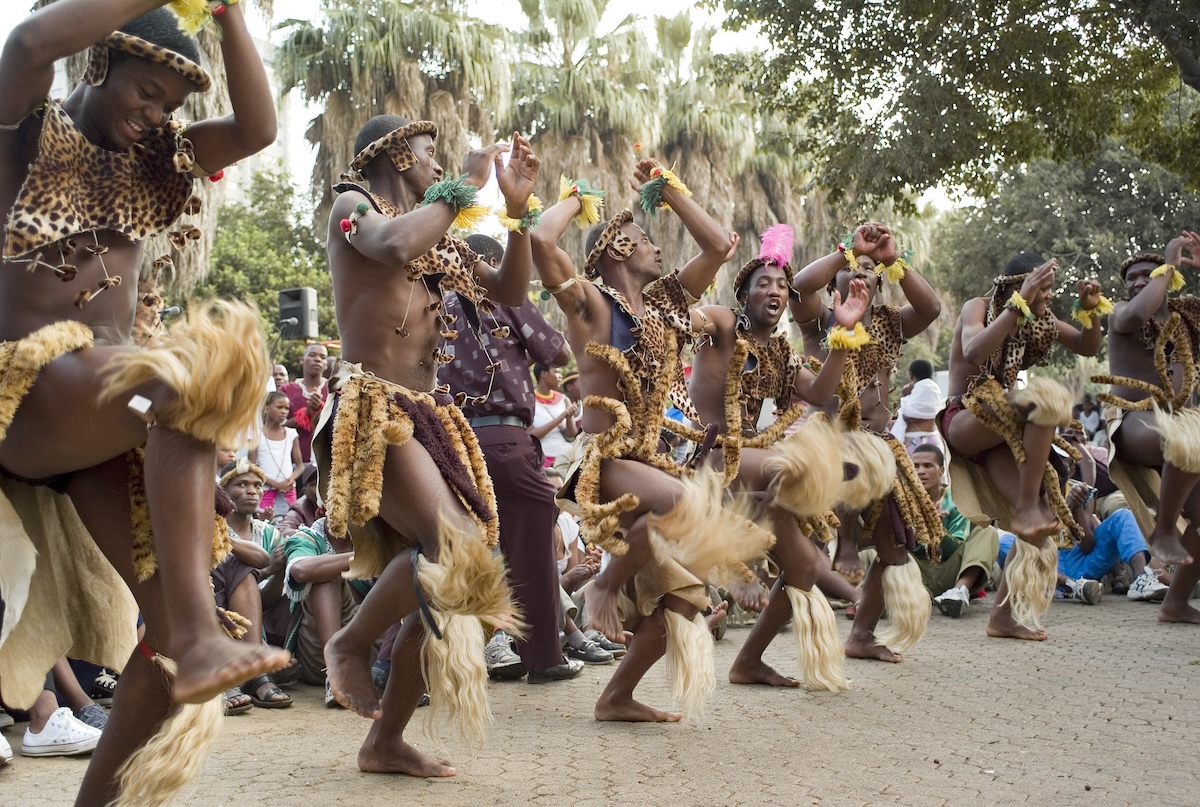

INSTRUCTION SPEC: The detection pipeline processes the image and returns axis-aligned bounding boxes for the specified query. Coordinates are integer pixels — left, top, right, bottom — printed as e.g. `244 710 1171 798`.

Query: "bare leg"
728 578 800 687
986 544 1048 640
832 515 865 584
52 658 94 713
310 579 348 648
357 616 454 777
1159 527 1200 623
594 604 684 723
844 560 902 662
1115 410 1197 565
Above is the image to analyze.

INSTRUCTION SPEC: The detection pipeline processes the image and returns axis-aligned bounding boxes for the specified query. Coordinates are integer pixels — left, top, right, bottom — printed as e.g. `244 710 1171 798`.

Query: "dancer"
791 223 943 662
531 161 775 723
687 224 867 690
1092 234 1200 623
0 2 283 804
314 115 537 776
941 254 1104 640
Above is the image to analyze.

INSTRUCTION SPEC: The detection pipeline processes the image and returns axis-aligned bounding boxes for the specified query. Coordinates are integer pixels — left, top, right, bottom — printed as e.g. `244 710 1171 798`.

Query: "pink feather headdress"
757 223 794 268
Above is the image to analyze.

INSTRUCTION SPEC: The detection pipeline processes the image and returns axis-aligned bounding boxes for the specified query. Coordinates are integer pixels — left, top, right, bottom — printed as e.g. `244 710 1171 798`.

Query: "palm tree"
275 0 512 230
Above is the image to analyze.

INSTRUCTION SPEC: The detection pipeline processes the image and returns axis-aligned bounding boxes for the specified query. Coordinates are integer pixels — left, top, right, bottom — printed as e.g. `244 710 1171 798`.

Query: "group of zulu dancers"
1 2 1198 804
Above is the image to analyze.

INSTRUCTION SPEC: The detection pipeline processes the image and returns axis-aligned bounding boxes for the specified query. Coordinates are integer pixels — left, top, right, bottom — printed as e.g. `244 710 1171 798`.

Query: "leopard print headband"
733 258 796 300
82 31 211 93
342 121 439 183
583 210 636 277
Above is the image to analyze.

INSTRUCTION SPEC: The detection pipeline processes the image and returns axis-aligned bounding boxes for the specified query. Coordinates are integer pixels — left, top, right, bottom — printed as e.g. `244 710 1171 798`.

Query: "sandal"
242 675 292 709
273 659 301 688
223 689 252 716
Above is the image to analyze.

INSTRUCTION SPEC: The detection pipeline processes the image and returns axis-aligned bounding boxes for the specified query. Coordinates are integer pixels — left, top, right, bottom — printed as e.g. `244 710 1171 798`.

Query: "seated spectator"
891 360 945 455
218 460 292 709
282 517 371 705
552 497 617 666
909 444 999 618
1076 394 1104 442
530 364 578 467
278 465 322 539
1 672 101 760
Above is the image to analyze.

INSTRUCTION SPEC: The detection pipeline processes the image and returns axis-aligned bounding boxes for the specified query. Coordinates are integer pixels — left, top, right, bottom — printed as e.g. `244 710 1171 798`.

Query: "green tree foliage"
191 168 336 369
719 0 1200 209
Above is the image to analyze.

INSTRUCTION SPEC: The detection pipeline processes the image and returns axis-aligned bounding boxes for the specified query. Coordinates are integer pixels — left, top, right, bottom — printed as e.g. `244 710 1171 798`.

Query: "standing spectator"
272 364 289 389
249 391 303 520
891 359 946 455
279 344 328 464
531 364 579 467
439 234 583 684
1076 394 1104 443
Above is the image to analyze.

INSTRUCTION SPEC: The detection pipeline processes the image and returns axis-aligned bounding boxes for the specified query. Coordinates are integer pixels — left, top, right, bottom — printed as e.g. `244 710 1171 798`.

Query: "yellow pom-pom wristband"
825 322 871 350
1070 294 1114 329
170 0 240 35
495 194 544 233
1151 263 1185 292
1004 291 1035 322
878 256 909 283
559 176 605 227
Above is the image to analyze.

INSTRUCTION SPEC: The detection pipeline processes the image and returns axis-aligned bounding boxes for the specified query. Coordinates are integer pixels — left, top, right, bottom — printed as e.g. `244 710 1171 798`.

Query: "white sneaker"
21 707 101 757
1128 567 1169 602
1 732 12 765
934 585 970 618
484 631 526 680
1067 577 1103 605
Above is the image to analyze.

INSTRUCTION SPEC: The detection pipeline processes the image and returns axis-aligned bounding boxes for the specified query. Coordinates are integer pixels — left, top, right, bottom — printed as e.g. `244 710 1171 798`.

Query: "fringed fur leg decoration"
100 300 269 449
1153 403 1200 473
874 558 930 653
416 515 518 631
663 609 715 718
1002 537 1057 631
419 610 491 755
785 585 848 692
1009 376 1074 429
113 655 223 807
648 466 776 578
763 416 843 519
837 431 897 510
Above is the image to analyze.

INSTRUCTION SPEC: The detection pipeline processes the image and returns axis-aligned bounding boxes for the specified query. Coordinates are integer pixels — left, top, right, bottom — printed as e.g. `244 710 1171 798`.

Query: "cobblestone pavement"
3 595 1197 806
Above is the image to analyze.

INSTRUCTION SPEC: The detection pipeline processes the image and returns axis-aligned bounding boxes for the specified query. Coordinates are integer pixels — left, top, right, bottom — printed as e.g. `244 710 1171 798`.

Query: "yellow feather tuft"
452 203 490 231
168 0 214 34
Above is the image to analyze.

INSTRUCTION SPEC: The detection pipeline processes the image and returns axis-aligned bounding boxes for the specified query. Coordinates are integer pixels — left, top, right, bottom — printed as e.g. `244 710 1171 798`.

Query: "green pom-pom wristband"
421 174 478 212
638 175 669 218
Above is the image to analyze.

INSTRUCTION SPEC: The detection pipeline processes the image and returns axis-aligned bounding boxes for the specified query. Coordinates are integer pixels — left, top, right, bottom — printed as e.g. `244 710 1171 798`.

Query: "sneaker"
1 733 12 765
527 658 584 684
484 631 526 680
934 585 969 618
21 707 101 757
89 668 118 706
74 704 108 730
0 709 13 729
1128 568 1169 602
565 640 614 665
324 679 344 709
1067 578 1103 605
584 630 627 658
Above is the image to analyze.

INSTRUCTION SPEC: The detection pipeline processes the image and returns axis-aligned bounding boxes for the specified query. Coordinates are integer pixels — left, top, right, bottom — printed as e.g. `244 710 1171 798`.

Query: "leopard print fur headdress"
82 31 211 93
341 121 439 184
583 210 636 277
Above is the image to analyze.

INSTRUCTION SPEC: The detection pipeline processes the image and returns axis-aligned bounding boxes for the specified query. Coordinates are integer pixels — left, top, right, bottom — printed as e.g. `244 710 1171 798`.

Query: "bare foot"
358 738 456 777
833 542 865 585
728 658 800 687
594 696 682 722
1157 601 1200 623
584 582 625 643
706 601 729 630
1009 509 1060 540
986 608 1048 641
726 577 769 611
325 627 383 718
844 636 902 663
172 636 291 705
1149 527 1195 566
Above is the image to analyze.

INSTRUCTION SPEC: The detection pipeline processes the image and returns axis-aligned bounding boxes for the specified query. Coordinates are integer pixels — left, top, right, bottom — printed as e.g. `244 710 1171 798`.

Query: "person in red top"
279 343 328 464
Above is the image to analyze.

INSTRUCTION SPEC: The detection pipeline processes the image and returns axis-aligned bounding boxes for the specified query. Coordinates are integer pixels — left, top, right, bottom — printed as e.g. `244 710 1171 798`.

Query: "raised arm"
473 132 539 306
960 262 1055 366
1054 279 1104 356
530 195 590 318
632 158 737 299
793 279 869 406
1109 233 1200 334
0 0 162 124
332 143 506 268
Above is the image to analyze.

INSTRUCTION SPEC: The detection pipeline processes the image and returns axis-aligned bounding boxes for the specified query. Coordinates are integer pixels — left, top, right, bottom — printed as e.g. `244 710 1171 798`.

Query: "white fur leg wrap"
1002 538 1057 630
114 656 223 807
1010 377 1073 428
420 611 491 754
417 516 517 630
874 558 931 653
837 431 897 511
649 466 775 578
1154 404 1200 474
785 585 848 692
764 417 842 519
664 609 715 718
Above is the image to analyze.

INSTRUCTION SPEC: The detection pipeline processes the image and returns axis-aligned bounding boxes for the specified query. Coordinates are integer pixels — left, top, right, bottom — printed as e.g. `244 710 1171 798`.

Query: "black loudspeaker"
278 287 318 340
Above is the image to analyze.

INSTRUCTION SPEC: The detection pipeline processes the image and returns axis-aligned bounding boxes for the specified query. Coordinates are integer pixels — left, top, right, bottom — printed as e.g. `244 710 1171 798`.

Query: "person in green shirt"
910 444 1000 618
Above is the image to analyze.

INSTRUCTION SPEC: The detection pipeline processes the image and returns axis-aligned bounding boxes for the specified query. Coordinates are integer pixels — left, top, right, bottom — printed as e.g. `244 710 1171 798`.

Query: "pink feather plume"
758 223 794 268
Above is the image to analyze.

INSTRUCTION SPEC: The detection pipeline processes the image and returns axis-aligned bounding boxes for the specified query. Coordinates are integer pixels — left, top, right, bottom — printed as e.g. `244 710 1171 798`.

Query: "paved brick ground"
3 595 1197 806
